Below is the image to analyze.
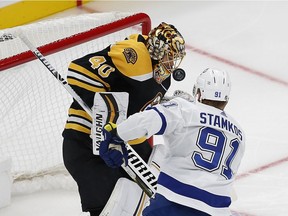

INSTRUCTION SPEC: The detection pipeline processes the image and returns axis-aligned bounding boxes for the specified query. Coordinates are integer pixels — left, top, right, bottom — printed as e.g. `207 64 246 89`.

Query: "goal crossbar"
0 12 151 71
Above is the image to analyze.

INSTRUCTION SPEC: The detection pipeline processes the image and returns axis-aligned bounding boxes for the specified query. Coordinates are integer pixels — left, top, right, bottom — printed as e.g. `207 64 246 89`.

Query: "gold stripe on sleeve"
69 108 92 121
65 123 91 134
69 63 111 89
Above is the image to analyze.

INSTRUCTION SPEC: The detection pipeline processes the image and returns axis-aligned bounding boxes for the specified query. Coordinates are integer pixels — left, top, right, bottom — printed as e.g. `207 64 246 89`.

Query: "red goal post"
0 12 151 193
0 12 151 70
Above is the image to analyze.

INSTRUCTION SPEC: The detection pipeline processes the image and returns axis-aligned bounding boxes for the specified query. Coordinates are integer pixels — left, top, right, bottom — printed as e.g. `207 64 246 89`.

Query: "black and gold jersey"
62 34 170 142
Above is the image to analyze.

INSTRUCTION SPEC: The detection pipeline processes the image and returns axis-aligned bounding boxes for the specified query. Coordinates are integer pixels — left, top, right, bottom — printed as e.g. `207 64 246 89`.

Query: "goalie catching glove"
99 123 128 168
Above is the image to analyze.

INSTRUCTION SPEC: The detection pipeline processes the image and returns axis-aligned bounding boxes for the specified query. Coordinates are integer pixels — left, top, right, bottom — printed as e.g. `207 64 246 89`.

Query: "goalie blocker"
92 92 157 198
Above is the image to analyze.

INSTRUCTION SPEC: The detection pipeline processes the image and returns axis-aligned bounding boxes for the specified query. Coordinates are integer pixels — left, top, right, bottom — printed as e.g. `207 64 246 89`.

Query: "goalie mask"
193 68 231 102
147 22 186 84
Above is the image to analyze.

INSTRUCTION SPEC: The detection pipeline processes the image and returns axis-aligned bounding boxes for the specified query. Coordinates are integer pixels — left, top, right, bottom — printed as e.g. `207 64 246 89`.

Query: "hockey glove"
99 122 128 168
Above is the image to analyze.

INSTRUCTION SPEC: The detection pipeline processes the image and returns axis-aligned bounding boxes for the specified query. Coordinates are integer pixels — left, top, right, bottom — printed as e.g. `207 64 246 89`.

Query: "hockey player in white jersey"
99 68 245 216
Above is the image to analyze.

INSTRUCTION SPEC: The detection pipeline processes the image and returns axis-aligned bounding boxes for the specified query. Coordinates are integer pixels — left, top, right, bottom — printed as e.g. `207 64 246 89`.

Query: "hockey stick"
13 33 157 197
93 92 157 197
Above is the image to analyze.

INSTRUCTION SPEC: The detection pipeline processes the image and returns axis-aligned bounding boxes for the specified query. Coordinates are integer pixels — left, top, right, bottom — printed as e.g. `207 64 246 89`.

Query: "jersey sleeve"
66 46 117 107
117 108 163 141
117 98 187 141
64 48 114 136
67 54 110 98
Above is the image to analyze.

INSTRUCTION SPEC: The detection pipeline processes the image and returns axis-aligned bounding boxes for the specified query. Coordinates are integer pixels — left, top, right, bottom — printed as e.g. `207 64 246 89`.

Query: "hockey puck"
172 68 186 81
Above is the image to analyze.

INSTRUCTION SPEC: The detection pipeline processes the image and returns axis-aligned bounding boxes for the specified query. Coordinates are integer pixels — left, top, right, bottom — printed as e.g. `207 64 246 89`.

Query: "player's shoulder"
126 34 148 42
160 97 194 111
108 34 153 80
223 111 245 135
204 105 246 140
172 97 195 106
112 34 148 54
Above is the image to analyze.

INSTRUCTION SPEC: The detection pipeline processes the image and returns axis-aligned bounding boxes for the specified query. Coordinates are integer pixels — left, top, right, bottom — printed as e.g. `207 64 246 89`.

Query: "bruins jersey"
62 34 170 142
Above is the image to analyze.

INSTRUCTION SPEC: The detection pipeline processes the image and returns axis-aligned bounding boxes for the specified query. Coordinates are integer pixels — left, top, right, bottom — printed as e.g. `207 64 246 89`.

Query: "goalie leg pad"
100 145 167 216
100 177 143 216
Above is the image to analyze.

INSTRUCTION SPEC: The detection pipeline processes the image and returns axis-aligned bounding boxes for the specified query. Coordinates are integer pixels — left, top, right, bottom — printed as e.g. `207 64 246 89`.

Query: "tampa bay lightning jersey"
117 97 245 216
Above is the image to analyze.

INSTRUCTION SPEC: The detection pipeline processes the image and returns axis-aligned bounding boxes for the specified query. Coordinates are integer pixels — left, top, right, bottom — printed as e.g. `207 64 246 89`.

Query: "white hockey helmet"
193 68 231 102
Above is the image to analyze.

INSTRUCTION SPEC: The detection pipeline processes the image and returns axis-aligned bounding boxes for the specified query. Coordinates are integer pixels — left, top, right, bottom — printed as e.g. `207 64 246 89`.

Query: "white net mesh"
0 12 148 192
0 12 134 59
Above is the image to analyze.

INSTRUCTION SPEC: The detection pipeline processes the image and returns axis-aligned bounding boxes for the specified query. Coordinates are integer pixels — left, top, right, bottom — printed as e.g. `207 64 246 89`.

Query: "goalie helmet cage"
0 12 151 193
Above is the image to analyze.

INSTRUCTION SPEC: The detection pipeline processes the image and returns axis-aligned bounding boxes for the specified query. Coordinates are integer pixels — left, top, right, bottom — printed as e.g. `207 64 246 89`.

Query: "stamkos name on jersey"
200 112 243 141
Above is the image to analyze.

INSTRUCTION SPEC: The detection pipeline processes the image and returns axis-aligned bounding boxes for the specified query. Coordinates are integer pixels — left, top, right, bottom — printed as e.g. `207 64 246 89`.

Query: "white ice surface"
1 1 288 216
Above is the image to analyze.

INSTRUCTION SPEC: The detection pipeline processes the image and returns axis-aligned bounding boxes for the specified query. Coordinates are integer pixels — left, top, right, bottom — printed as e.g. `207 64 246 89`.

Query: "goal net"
0 12 151 193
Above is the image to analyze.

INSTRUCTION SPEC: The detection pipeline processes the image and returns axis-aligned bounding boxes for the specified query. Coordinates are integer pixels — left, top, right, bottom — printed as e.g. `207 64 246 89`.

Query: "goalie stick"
3 33 157 197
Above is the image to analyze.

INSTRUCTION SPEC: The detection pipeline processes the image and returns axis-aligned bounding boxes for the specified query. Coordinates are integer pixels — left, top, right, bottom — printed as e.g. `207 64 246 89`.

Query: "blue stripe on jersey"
146 107 166 135
158 172 231 208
